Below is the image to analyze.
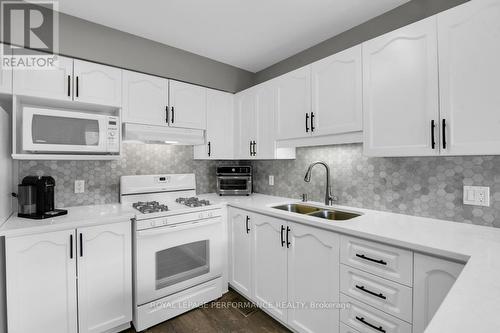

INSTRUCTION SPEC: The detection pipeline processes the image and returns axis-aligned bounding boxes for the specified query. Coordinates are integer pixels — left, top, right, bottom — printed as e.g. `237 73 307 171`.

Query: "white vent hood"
122 123 205 145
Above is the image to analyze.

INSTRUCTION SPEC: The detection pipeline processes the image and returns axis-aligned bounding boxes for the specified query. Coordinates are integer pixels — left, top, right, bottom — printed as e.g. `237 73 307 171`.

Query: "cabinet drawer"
340 294 412 333
340 322 361 333
340 236 413 286
340 264 412 322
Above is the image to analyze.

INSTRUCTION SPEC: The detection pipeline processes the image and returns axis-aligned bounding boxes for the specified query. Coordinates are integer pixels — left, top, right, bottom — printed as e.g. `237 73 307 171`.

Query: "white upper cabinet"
438 0 500 155
122 70 168 126
73 60 122 107
169 80 207 130
312 45 363 136
194 89 234 159
254 82 277 159
252 214 287 322
234 87 257 159
77 222 132 333
363 16 439 157
13 54 74 101
275 66 312 140
5 229 78 333
413 253 464 333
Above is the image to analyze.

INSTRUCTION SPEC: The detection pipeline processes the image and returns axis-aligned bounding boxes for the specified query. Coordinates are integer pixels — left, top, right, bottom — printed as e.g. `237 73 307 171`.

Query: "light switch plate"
75 180 85 194
269 175 274 186
463 186 490 207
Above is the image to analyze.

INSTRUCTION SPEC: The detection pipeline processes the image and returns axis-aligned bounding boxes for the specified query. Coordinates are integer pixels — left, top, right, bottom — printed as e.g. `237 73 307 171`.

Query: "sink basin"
308 209 360 221
272 204 322 214
272 203 361 221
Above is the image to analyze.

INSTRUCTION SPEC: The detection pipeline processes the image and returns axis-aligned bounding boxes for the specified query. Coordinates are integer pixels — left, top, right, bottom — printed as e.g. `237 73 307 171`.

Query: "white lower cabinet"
287 222 340 333
5 222 132 333
5 229 78 333
229 209 340 333
252 215 287 322
77 222 132 333
340 294 412 333
340 322 361 333
412 253 464 333
228 208 253 299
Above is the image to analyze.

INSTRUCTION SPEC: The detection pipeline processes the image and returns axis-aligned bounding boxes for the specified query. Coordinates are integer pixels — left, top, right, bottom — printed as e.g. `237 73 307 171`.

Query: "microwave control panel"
106 116 120 152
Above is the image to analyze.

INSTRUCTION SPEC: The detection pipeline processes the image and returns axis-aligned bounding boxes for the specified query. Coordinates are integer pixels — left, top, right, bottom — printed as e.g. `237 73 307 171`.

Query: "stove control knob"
163 219 168 225
150 221 156 227
199 213 203 219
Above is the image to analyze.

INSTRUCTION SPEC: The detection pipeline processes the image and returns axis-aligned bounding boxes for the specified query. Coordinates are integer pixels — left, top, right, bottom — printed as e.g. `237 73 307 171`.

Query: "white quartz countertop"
1 193 499 332
198 193 500 333
0 204 137 237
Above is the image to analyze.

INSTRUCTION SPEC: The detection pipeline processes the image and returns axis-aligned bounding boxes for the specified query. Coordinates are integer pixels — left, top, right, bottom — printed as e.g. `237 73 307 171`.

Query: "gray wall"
254 0 468 84
0 0 254 93
252 144 500 228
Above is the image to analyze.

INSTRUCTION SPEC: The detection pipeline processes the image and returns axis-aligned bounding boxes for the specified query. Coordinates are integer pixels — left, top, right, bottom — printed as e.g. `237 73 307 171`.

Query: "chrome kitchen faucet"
304 161 338 206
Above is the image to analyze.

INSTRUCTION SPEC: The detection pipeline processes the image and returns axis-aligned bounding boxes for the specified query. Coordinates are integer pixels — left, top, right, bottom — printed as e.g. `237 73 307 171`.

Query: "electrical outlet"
75 180 85 194
269 175 274 186
463 186 490 207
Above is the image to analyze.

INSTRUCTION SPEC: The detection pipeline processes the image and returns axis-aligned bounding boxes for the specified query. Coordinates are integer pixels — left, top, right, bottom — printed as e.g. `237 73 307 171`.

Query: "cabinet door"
13 54 73 101
287 223 340 333
252 214 287 322
363 17 439 157
194 89 234 159
169 80 207 129
312 45 362 136
73 59 122 107
234 88 257 159
275 66 312 140
77 221 132 333
122 70 168 126
228 208 253 298
254 83 276 159
413 254 464 333
438 0 500 155
5 230 78 333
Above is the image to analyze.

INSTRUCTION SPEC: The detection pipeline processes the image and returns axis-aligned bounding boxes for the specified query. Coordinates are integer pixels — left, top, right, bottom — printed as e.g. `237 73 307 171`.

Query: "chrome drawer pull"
355 285 386 300
356 316 386 333
355 253 387 265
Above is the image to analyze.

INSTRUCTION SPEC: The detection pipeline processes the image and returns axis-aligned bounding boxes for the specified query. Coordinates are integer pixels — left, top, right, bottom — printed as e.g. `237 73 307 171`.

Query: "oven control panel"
135 208 223 231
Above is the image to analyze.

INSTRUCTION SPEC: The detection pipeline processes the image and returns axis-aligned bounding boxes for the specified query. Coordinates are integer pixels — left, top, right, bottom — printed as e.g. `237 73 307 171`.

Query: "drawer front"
340 294 412 333
340 265 412 322
340 236 413 286
340 322 361 333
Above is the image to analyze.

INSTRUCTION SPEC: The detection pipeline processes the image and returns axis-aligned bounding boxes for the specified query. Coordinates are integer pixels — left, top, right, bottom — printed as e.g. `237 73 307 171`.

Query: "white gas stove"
120 174 225 331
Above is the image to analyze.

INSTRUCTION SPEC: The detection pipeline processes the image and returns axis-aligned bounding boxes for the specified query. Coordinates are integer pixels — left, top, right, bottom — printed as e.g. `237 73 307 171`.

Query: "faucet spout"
303 161 336 206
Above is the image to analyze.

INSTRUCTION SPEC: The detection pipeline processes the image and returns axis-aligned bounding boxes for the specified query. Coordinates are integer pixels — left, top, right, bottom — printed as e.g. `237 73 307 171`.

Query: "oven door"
135 217 224 305
217 176 251 195
22 107 108 153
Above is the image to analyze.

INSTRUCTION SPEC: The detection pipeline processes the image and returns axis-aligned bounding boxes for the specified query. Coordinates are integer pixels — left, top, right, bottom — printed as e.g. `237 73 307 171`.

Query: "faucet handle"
328 195 339 205
302 193 308 202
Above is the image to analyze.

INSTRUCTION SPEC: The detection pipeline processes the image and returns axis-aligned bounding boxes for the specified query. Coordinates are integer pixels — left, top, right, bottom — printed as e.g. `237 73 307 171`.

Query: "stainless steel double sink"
272 203 361 221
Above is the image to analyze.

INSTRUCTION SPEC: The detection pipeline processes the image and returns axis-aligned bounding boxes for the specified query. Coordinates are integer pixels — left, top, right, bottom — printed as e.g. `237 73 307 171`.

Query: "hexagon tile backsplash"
18 143 221 207
18 142 500 227
251 143 500 228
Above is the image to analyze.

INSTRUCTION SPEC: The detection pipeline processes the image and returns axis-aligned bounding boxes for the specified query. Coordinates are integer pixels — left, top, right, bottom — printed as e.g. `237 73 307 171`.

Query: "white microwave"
22 107 120 154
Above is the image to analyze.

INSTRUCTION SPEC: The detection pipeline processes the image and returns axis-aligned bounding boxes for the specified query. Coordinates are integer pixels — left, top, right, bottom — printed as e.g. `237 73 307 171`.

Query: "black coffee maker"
17 176 68 219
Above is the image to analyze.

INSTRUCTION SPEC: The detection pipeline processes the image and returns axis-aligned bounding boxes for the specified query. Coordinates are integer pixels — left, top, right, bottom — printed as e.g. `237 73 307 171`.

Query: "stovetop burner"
132 201 169 214
175 197 211 208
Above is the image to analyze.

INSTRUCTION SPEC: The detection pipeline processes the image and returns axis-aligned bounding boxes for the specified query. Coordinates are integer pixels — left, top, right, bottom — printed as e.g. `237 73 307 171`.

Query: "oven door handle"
217 176 252 179
136 217 221 237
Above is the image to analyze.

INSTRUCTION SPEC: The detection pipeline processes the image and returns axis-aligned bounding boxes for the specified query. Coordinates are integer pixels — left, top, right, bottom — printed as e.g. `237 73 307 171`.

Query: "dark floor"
126 289 291 333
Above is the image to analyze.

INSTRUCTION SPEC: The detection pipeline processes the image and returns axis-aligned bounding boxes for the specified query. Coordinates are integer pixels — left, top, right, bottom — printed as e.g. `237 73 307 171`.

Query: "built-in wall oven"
216 166 252 196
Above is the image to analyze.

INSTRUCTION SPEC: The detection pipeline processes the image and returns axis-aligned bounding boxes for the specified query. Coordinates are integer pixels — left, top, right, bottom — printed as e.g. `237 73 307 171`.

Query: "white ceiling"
56 0 410 72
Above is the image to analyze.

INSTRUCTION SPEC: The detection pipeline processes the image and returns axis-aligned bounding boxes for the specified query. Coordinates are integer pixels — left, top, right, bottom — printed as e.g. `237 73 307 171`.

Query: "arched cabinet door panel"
438 0 500 155
413 253 464 333
363 16 439 157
